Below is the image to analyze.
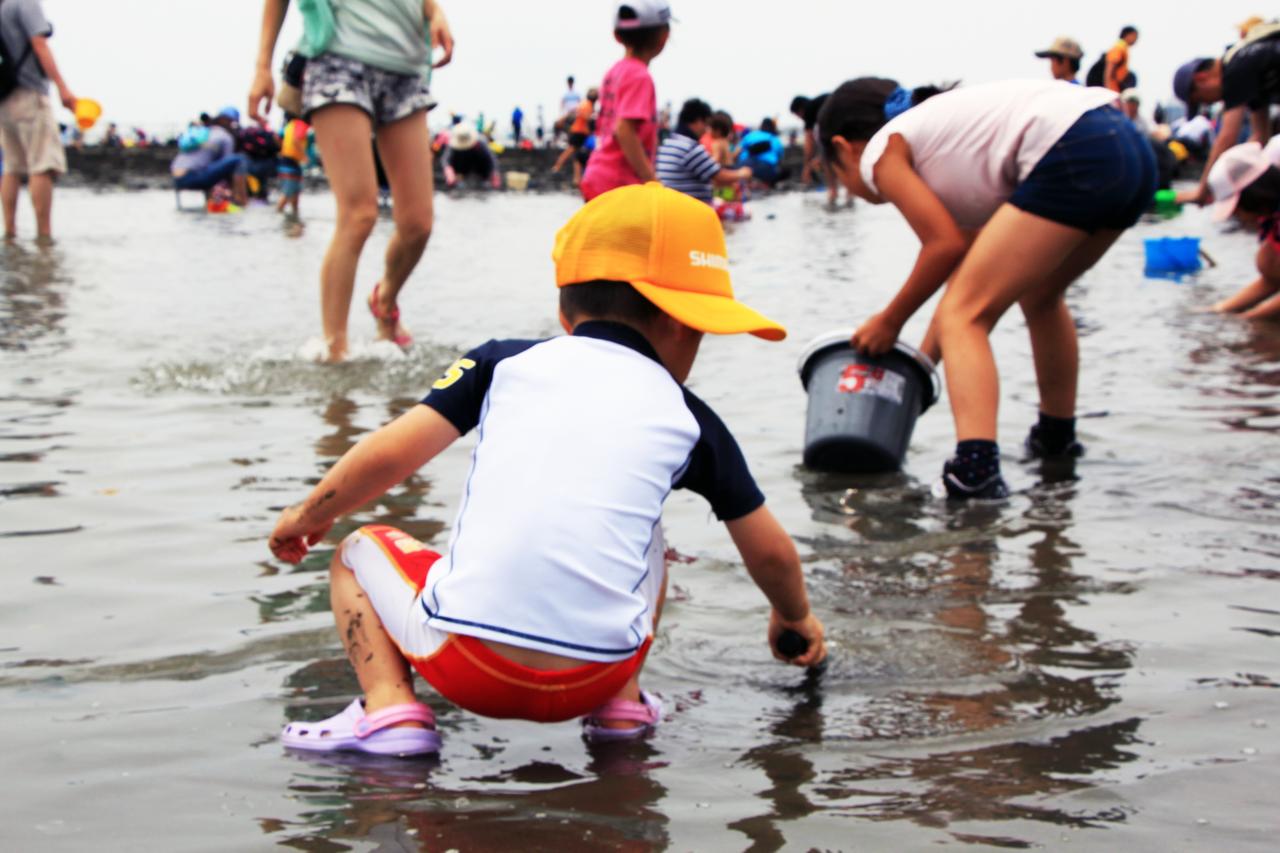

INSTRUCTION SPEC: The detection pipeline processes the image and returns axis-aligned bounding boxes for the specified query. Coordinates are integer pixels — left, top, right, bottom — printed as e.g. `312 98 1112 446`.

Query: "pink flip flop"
281 697 441 757
367 283 413 348
581 690 663 742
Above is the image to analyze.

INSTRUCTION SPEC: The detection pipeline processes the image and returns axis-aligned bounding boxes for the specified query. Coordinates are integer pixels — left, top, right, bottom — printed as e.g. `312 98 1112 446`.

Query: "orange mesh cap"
552 183 786 341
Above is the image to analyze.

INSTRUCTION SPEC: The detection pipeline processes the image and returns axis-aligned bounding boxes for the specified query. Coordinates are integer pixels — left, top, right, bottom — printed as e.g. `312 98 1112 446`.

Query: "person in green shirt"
249 0 454 362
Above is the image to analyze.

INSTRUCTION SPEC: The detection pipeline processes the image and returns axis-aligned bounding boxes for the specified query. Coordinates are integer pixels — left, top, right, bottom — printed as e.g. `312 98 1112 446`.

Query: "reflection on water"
2 191 1278 850
0 242 69 353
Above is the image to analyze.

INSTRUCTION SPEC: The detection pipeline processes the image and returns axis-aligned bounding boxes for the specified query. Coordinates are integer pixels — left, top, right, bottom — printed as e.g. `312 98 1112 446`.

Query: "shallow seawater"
2 187 1278 851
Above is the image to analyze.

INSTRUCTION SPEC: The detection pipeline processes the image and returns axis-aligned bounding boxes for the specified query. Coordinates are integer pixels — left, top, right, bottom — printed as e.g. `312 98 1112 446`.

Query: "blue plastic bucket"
1144 237 1201 278
797 332 941 473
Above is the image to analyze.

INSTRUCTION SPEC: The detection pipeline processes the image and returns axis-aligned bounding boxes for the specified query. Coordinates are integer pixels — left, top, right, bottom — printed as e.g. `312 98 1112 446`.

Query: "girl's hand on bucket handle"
851 311 900 355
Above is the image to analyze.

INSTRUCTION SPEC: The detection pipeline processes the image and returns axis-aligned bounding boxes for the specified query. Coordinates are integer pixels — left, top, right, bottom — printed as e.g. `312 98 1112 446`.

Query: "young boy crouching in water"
268 183 827 756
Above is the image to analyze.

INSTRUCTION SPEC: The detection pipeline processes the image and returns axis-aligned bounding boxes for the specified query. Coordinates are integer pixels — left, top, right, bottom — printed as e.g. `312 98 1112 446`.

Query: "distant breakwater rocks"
63 144 809 193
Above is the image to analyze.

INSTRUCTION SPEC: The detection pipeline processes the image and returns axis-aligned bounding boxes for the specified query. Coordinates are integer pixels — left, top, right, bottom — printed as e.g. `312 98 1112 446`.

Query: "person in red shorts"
268 183 826 757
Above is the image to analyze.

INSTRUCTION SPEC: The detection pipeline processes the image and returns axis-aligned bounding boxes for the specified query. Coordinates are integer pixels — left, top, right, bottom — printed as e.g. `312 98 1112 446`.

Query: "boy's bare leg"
2 172 20 238
329 551 428 729
28 171 54 239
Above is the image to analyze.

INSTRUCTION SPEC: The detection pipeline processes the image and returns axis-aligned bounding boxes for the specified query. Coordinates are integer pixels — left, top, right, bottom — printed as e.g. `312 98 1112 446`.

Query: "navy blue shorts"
1009 105 1157 233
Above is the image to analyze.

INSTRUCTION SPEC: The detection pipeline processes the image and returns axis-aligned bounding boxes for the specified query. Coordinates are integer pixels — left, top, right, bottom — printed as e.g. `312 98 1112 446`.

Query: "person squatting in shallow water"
248 0 455 362
268 184 826 756
817 78 1156 499
1203 138 1280 319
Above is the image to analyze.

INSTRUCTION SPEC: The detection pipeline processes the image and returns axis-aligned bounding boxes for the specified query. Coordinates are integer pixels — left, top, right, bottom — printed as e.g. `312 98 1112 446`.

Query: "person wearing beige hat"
1034 37 1084 84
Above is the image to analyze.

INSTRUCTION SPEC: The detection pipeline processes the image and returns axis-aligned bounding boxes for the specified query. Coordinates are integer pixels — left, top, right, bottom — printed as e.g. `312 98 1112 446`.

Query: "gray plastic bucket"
797 331 941 473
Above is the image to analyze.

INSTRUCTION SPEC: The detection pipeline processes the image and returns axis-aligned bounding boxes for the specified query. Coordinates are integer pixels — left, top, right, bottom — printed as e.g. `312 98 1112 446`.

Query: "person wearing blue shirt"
737 118 785 186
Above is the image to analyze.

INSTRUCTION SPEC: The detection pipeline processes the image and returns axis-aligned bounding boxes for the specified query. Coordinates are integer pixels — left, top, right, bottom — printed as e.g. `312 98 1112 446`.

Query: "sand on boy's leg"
328 549 429 731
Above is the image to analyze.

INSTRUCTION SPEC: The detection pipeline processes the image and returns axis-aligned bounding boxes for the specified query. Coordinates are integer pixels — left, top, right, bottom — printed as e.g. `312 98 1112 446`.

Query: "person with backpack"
1084 27 1139 92
0 0 76 242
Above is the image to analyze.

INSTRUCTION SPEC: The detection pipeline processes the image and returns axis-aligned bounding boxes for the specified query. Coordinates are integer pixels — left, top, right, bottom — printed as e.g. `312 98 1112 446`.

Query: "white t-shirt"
860 80 1118 228
417 323 766 662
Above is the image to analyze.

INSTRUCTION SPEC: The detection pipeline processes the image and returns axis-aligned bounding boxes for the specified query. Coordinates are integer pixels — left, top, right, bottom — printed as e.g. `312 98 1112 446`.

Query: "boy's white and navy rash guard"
418 321 765 662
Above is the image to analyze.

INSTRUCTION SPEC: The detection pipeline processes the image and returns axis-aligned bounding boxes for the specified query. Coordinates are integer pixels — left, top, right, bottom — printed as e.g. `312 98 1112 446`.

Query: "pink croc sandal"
581 690 663 742
282 697 441 757
367 283 413 348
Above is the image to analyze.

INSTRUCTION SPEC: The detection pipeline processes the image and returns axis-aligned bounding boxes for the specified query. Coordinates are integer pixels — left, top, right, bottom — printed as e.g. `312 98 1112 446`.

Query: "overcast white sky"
45 0 1270 137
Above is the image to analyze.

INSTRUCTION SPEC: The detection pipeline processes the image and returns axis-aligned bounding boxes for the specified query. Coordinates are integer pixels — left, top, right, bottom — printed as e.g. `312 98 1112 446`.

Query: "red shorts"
342 525 653 723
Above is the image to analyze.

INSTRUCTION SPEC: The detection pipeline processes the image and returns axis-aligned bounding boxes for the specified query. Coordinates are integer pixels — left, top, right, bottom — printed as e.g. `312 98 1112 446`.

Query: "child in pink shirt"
579 1 672 201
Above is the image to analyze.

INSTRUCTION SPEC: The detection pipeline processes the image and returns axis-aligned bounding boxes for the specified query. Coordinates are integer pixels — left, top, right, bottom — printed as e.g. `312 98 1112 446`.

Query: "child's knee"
394 210 433 246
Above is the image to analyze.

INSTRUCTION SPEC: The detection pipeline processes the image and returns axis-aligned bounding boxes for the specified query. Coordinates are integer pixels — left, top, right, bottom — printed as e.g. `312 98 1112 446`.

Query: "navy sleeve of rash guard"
673 389 766 521
420 338 542 434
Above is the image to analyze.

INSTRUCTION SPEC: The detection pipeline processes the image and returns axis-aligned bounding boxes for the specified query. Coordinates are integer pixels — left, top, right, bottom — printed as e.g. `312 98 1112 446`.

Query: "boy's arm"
28 37 74 110
711 166 752 186
269 405 460 563
726 505 826 668
615 118 657 182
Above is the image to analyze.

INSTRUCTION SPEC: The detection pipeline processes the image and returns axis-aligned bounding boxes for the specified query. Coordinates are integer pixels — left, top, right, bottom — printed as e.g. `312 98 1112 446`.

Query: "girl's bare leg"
1019 230 1121 418
371 112 434 343
934 206 1093 441
311 106 379 362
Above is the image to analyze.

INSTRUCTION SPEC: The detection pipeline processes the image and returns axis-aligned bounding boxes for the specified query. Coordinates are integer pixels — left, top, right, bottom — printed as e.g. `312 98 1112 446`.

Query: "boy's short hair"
678 98 712 126
560 279 663 327
614 24 668 51
708 111 733 137
789 96 809 118
1120 25 1138 38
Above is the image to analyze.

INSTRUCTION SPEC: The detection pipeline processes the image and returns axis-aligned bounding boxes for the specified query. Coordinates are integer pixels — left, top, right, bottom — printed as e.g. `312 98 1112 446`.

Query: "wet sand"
1 187 1277 850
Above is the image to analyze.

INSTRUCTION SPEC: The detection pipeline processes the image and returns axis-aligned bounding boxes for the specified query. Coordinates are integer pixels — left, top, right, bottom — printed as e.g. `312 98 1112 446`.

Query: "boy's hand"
269 505 332 564
769 609 826 668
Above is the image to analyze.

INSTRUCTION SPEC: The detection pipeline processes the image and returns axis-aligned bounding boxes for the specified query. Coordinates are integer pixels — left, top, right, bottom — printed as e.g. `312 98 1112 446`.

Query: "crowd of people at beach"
6 0 1280 761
